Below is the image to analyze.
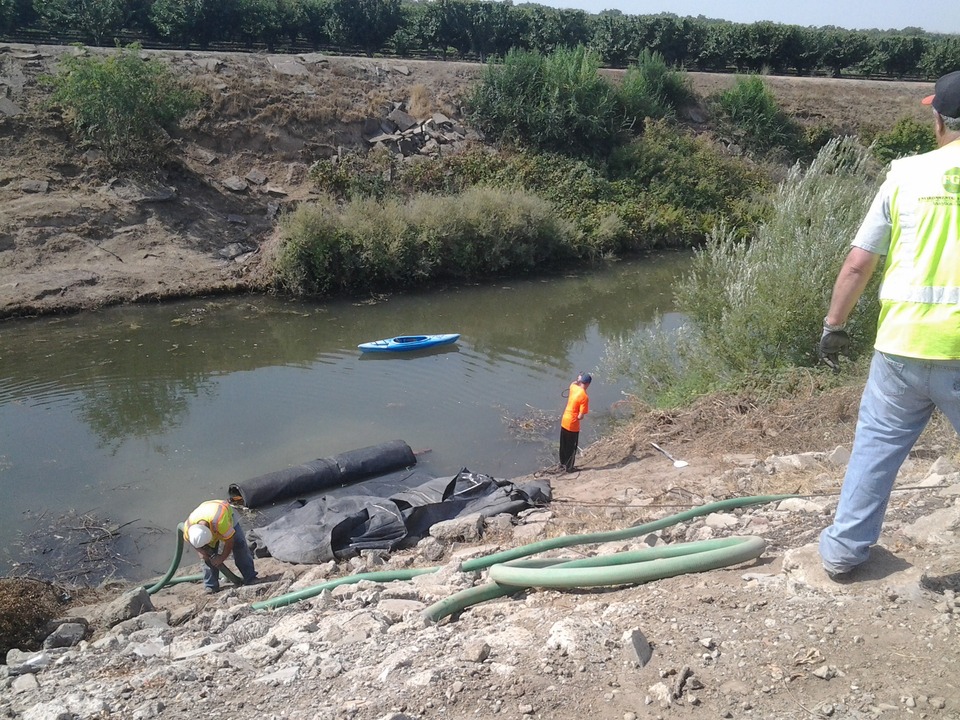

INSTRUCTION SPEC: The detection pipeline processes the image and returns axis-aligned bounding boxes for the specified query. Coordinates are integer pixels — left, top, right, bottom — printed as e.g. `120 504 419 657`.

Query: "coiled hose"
247 493 796 618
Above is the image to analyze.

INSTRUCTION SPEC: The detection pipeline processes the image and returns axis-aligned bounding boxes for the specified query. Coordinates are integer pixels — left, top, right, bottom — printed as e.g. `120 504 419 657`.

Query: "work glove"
818 326 850 373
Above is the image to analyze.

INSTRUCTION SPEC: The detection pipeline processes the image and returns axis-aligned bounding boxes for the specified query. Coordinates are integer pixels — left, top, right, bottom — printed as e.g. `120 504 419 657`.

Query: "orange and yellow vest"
183 500 235 547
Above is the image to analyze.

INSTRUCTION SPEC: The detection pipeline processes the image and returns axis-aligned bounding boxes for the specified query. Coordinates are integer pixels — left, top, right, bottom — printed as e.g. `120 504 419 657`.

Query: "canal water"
0 253 687 581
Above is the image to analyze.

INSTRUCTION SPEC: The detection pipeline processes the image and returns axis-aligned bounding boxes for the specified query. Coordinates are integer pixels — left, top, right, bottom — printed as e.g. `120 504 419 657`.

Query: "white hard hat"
187 523 212 548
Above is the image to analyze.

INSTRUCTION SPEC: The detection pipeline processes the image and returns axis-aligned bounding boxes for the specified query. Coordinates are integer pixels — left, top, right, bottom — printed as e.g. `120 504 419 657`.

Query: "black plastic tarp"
247 469 552 564
229 439 417 508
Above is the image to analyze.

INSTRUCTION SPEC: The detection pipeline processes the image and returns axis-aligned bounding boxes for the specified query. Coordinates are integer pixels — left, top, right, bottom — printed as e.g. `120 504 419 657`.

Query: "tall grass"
712 74 805 160
309 123 765 265
467 45 619 157
466 45 693 158
604 137 884 406
618 50 695 126
272 186 576 295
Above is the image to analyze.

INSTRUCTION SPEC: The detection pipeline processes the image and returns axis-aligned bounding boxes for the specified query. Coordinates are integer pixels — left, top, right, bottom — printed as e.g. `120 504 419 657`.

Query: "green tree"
520 5 589 54
867 35 927 78
0 0 17 33
326 0 402 56
32 0 126 45
919 36 960 78
298 0 332 48
45 44 199 167
149 0 236 47
589 12 637 67
640 15 694 66
781 25 821 76
422 0 472 57
694 21 735 71
235 0 285 48
465 0 522 60
819 29 872 77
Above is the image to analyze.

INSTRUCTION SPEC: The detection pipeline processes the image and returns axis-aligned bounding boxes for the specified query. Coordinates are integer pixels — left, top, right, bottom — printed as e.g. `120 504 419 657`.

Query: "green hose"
145 523 244 595
252 493 796 613
249 567 439 611
421 536 766 624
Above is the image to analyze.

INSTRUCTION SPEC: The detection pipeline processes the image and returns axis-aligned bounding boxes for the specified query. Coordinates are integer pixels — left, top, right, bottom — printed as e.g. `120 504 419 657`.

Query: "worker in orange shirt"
559 372 591 472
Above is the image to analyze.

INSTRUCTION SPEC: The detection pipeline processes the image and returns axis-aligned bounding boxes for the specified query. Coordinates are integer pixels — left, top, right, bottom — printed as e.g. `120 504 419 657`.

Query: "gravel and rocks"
4 449 959 720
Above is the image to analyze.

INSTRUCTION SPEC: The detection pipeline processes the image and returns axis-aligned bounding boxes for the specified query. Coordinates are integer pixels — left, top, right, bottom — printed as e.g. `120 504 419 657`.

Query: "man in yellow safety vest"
817 70 960 579
183 499 258 594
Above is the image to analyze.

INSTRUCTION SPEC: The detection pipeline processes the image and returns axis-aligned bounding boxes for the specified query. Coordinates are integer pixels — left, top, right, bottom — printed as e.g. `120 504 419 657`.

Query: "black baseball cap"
922 70 960 118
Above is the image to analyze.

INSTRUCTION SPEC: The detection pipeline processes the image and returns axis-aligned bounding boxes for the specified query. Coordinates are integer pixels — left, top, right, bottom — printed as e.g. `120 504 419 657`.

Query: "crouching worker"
184 499 257 594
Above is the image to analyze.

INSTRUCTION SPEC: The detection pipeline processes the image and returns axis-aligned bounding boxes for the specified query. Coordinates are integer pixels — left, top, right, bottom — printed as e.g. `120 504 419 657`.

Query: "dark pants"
559 428 579 472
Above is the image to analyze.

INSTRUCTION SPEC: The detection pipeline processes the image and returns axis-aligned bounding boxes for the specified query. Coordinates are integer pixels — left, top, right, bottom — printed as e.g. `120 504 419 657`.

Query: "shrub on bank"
604 137 884 406
617 50 696 124
866 117 936 163
466 45 621 157
465 46 693 158
43 44 199 167
712 74 806 161
272 187 576 295
305 123 765 272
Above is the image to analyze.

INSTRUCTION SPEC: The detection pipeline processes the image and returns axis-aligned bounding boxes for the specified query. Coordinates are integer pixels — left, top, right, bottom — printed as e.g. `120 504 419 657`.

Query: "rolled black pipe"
229 440 417 508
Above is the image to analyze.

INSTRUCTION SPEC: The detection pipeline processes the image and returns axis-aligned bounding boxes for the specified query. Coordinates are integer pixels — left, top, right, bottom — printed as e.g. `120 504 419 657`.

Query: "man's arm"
195 545 213 562
210 535 235 567
826 246 882 327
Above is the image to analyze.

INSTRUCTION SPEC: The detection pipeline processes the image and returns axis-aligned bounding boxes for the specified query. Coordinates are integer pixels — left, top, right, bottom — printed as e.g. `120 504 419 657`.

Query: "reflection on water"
0 253 687 579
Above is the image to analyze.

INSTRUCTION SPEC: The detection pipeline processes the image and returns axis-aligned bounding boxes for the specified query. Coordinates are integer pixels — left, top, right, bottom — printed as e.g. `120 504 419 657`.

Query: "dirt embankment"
0 43 935 319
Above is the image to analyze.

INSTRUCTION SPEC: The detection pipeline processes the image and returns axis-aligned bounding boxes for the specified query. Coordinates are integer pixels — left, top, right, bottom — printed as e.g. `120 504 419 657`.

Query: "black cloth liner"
229 439 417 508
247 469 552 564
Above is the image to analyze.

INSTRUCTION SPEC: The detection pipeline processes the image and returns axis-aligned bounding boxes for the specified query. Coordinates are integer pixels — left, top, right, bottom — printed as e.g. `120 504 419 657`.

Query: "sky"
530 0 960 35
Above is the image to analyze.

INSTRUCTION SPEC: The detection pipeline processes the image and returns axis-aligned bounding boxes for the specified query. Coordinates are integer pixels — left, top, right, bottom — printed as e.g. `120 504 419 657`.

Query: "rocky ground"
3 439 960 720
2 42 957 720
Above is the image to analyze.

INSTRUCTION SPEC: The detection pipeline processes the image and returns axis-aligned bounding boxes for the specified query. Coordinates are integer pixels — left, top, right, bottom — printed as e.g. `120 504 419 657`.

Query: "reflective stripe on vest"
186 500 234 543
874 142 960 359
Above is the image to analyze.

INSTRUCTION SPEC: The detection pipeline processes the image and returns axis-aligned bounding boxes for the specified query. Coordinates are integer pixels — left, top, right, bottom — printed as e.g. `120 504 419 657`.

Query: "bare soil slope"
0 43 935 319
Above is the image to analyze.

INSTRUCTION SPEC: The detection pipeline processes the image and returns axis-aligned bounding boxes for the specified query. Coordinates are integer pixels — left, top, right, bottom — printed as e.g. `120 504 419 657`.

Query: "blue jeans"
203 522 258 591
819 351 960 574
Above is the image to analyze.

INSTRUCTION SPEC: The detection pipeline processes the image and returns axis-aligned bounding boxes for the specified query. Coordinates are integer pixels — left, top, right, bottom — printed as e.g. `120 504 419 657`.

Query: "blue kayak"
358 333 460 353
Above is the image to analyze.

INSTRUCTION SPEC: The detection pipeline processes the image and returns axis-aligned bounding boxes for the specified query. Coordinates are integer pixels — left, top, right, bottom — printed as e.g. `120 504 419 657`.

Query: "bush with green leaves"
618 50 695 125
309 145 400 201
466 45 697 158
466 45 622 157
604 137 884 407
867 117 936 163
309 121 764 265
607 119 768 243
273 186 577 296
45 45 200 167
712 74 806 160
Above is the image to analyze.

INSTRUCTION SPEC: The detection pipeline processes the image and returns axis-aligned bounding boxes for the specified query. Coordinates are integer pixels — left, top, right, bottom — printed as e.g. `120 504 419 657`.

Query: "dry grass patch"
407 83 434 118
0 578 66 656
